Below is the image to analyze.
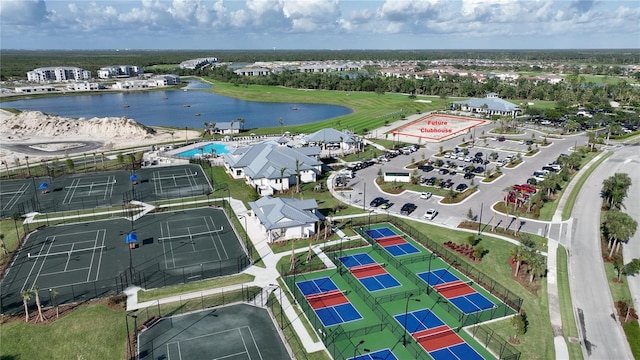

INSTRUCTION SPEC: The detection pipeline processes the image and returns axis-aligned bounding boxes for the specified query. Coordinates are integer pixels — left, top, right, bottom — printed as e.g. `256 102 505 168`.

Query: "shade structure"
129 174 138 182
38 183 49 190
125 232 138 244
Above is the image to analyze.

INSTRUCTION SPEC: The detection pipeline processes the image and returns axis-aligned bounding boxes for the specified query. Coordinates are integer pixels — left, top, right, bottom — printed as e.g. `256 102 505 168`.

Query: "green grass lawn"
562 151 612 220
0 219 26 270
137 273 255 302
202 78 449 135
0 303 127 360
556 245 584 360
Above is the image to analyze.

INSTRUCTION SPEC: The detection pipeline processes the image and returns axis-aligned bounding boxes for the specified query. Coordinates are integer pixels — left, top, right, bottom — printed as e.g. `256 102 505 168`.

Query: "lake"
0 81 352 129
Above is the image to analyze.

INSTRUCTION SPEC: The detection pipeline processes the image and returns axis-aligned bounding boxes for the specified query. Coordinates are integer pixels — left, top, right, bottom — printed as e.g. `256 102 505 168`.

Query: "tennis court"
395 309 484 360
138 304 290 360
296 277 363 327
365 227 421 257
0 164 212 215
418 269 497 314
348 348 397 360
339 253 401 292
0 208 249 314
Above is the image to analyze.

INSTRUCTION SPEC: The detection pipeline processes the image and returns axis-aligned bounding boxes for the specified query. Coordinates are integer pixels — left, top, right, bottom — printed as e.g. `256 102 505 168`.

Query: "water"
1 81 352 129
176 142 230 158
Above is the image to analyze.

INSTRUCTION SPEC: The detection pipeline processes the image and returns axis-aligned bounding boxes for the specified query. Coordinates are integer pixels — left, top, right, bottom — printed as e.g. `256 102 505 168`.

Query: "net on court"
305 289 348 309
151 172 198 181
434 280 476 299
414 326 463 352
28 246 105 260
350 263 387 278
375 235 406 247
157 227 223 242
64 180 116 189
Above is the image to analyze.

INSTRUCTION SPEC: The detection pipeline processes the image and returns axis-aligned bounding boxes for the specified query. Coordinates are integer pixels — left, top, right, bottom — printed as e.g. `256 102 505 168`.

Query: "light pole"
269 283 284 329
403 293 421 346
353 340 365 359
368 209 374 230
238 214 249 259
426 253 439 295
226 187 231 207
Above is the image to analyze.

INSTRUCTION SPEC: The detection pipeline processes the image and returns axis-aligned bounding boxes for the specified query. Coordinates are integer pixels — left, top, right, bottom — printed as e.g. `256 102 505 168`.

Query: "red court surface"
376 236 406 246
392 114 487 142
434 281 476 298
306 290 349 309
350 264 387 279
414 326 464 352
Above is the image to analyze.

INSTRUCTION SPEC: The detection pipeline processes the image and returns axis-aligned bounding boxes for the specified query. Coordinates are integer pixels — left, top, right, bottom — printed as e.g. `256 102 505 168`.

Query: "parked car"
423 208 438 220
380 202 394 210
439 168 449 175
456 183 469 192
370 197 387 207
463 172 475 179
498 136 506 142
420 192 432 199
425 177 437 186
474 152 483 158
464 156 472 162
419 165 434 172
473 166 485 174
400 203 417 215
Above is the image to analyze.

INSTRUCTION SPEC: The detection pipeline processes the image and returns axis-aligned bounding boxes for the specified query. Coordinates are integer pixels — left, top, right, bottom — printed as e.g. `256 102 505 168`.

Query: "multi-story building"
97 65 143 79
26 67 91 83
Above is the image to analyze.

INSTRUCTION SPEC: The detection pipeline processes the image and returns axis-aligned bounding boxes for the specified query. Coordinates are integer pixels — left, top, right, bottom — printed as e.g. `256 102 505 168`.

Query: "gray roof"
453 96 520 112
215 122 240 130
249 196 323 230
305 128 357 143
222 142 321 179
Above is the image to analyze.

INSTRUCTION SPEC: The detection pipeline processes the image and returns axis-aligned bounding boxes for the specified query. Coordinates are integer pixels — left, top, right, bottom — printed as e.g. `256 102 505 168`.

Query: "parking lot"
337 122 581 236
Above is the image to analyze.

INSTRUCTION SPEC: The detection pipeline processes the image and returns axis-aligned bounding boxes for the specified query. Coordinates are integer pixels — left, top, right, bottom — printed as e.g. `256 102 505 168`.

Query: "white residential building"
97 65 143 79
248 196 324 242
27 67 91 83
179 57 218 70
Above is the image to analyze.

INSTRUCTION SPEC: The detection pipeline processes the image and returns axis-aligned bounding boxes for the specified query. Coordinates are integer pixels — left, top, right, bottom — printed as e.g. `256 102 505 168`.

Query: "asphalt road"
620 144 640 329
567 144 637 360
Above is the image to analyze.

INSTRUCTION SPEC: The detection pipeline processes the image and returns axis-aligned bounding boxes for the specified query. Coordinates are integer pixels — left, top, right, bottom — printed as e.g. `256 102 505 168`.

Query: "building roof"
249 196 323 230
453 95 520 112
223 142 321 180
304 128 357 143
215 122 240 130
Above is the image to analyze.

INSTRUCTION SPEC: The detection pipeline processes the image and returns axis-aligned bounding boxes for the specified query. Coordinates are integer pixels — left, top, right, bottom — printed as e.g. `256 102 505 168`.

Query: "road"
567 144 637 360
620 144 640 327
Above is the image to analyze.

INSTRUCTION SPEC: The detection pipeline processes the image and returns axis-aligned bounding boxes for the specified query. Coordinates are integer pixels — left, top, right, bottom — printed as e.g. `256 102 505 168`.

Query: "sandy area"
0 109 200 165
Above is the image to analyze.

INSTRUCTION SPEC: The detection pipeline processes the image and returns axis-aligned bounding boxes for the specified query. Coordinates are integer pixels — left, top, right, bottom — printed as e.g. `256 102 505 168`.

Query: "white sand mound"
0 111 155 139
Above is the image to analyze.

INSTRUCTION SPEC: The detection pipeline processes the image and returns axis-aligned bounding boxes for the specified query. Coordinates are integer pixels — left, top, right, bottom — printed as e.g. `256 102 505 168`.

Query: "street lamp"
238 215 249 259
353 340 365 359
426 253 440 295
403 293 421 346
269 283 284 329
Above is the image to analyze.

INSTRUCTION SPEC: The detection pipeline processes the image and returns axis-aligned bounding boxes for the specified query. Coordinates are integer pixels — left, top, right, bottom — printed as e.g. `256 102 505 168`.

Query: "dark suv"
400 203 417 215
369 197 387 207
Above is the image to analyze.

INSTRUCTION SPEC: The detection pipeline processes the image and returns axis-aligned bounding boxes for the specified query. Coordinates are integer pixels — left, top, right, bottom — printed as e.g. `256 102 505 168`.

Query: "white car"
424 208 438 220
464 156 472 162
420 192 432 199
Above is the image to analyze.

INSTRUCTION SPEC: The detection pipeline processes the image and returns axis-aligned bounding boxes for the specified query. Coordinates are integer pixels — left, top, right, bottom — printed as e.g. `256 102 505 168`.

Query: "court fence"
127 285 262 360
469 324 521 360
348 214 524 314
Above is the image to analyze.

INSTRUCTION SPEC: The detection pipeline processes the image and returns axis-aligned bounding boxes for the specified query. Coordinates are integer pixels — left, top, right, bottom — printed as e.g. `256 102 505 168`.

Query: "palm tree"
22 290 32 322
0 233 8 255
602 173 632 210
237 117 246 130
33 286 45 322
83 153 87 173
279 167 287 193
101 152 106 170
528 253 546 283
603 209 638 257
510 246 526 276
295 159 301 194
1 160 8 178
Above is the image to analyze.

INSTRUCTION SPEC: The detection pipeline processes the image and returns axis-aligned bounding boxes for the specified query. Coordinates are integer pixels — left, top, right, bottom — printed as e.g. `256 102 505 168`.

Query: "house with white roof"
304 128 362 154
248 196 325 242
452 93 521 118
222 142 322 196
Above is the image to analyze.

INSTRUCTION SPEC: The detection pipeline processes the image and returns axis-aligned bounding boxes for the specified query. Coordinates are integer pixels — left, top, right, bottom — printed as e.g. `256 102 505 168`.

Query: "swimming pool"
176 142 230 158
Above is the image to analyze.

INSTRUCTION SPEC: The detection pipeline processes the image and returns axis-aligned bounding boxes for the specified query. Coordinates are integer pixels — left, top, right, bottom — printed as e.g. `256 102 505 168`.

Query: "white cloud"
0 0 51 25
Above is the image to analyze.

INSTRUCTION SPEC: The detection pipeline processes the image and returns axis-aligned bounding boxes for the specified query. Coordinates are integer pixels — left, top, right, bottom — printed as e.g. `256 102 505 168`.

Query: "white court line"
86 230 104 282
64 243 75 271
238 328 252 360
20 238 54 292
92 230 106 281
62 178 80 204
204 217 222 260
1 183 29 210
187 227 196 252
246 327 264 360
38 267 91 277
213 352 249 360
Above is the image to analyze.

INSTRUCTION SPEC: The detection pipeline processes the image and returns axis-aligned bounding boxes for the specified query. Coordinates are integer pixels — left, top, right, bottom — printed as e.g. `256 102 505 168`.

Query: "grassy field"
561 151 612 220
0 303 127 360
556 245 583 359
202 77 449 135
137 273 255 302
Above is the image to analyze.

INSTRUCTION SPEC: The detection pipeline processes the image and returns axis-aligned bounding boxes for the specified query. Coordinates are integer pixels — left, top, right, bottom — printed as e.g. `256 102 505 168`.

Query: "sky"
0 0 639 50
